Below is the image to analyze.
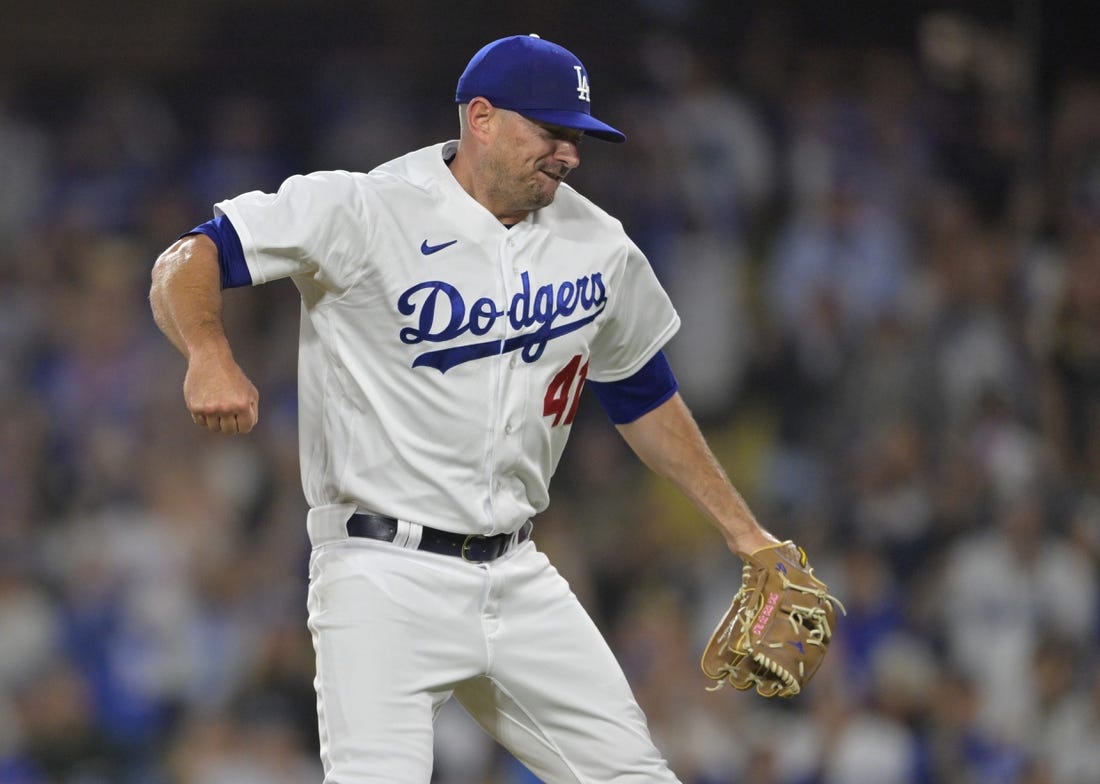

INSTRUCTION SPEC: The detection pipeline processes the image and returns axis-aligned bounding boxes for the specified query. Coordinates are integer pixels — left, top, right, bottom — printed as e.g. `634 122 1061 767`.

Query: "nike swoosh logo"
420 239 458 255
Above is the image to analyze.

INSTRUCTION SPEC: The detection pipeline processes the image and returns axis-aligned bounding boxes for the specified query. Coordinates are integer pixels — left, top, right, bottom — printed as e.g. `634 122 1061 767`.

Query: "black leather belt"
346 513 532 563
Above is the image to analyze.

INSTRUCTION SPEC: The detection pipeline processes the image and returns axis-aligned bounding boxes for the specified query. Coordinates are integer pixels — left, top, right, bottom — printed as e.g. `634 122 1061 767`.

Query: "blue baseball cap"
456 34 626 143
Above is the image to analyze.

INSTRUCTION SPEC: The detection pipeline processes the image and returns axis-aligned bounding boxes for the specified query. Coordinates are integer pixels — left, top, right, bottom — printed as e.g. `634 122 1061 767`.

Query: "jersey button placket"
501 233 526 446
488 233 519 521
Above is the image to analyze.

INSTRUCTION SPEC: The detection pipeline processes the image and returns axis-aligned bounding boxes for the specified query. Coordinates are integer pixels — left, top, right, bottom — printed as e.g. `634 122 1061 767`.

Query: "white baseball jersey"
216 140 680 535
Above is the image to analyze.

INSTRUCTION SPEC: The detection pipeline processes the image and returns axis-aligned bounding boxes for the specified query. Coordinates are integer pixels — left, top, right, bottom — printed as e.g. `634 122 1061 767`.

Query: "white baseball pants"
306 513 681 783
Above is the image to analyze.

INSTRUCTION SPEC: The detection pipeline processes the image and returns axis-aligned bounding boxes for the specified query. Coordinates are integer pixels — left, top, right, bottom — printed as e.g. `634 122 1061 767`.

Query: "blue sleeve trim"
588 350 679 425
184 214 252 289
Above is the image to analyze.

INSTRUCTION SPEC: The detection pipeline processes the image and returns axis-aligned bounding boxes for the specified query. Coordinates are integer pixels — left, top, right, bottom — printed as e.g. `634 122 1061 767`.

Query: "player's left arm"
615 392 778 557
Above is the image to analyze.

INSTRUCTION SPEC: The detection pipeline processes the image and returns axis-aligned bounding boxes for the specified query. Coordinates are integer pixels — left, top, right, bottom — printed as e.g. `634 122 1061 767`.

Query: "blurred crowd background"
2 1 1099 782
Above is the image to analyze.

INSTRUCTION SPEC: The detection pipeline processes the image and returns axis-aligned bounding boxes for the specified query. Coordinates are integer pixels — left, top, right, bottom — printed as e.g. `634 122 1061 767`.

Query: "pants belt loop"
512 519 533 549
393 519 423 550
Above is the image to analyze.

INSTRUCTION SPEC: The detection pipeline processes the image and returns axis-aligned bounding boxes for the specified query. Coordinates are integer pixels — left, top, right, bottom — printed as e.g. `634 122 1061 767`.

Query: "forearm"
150 234 231 361
616 393 777 556
150 233 260 434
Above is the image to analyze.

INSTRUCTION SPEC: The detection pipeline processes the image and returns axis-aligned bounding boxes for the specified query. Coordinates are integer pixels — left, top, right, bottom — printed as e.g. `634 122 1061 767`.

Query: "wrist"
185 330 233 364
726 528 779 558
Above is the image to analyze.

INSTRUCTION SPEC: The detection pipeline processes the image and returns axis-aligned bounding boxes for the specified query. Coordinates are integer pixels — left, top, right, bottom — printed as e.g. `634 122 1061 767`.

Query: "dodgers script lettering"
397 270 607 373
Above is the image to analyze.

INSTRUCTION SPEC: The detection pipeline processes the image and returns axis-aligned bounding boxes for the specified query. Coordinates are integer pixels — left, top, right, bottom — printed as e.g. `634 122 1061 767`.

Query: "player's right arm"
150 233 259 435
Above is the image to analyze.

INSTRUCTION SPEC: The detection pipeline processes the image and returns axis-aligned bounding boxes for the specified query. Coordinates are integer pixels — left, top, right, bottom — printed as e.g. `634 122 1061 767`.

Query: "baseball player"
150 34 778 783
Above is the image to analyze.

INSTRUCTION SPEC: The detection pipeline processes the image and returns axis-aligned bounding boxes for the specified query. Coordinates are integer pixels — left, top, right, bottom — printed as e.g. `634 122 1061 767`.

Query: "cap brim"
520 108 626 143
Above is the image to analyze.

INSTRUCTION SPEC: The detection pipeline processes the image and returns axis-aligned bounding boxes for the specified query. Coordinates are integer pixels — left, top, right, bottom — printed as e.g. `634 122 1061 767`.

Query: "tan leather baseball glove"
701 540 843 698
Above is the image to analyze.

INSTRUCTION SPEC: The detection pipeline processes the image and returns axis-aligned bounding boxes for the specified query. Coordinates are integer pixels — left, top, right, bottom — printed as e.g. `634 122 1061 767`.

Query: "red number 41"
543 354 589 426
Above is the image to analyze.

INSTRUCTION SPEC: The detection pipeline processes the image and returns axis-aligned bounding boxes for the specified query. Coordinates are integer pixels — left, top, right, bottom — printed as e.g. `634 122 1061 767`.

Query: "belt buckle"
460 534 484 562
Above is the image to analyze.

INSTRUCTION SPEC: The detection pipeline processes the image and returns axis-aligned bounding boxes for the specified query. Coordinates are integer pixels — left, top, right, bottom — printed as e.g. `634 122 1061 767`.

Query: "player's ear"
464 97 497 144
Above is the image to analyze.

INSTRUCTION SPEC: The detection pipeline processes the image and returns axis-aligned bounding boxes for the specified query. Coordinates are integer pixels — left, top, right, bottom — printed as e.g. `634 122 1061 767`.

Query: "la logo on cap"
573 66 590 102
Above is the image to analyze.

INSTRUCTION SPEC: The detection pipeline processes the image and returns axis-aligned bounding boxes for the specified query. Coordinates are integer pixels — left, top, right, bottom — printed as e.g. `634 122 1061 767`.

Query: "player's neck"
448 144 529 227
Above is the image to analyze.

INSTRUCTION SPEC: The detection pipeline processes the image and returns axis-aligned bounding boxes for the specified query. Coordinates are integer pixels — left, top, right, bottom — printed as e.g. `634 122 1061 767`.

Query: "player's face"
485 111 582 221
